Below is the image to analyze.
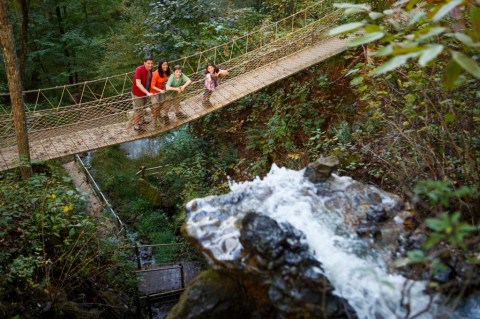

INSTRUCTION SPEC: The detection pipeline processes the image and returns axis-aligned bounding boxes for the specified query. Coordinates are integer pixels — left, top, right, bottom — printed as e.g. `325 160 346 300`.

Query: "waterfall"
190 164 440 318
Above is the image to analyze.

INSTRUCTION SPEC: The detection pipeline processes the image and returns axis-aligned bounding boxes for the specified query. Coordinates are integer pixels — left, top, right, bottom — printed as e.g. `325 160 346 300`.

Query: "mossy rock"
137 179 176 207
168 269 272 319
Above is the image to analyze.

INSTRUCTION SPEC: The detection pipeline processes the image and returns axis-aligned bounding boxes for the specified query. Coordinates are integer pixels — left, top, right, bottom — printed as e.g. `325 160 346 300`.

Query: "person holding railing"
165 65 192 120
131 56 154 132
203 62 229 108
149 59 171 126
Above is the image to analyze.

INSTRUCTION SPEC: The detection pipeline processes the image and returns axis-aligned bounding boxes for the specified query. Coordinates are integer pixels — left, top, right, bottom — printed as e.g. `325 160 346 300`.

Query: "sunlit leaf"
370 52 420 76
408 9 426 26
350 76 364 86
450 212 460 224
347 32 385 46
406 0 422 11
451 50 480 79
287 153 300 160
418 44 444 66
407 250 426 263
457 224 478 232
345 8 366 15
471 4 480 35
432 0 464 22
328 22 366 36
393 0 409 7
444 113 456 123
392 45 424 55
442 60 462 90
427 216 447 231
394 257 410 268
454 32 480 47
405 93 416 103
345 68 359 76
357 85 368 92
371 44 393 57
369 12 384 20
334 3 371 11
416 26 446 41
364 24 383 33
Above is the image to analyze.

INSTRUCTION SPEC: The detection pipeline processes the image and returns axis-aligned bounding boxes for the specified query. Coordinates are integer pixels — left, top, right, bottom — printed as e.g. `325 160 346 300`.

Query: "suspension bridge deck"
0 35 353 171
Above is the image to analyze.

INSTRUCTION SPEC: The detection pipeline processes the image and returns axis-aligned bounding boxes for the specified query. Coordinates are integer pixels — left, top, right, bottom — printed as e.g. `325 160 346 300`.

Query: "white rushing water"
120 138 163 159
225 165 437 319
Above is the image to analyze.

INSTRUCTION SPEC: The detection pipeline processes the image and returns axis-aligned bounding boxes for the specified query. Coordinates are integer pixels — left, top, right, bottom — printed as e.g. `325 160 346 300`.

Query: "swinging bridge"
0 0 357 171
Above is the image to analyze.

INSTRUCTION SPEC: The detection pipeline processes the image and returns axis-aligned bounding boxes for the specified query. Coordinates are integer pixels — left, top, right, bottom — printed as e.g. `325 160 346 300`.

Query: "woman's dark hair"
157 59 171 78
205 62 216 74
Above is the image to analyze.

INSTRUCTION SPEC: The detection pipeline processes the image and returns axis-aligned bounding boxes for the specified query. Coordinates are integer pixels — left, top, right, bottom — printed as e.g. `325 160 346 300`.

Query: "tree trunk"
0 0 32 179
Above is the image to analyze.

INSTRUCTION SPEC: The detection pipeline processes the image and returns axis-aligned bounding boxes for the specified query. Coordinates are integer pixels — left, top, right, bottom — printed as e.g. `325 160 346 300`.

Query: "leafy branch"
329 0 480 89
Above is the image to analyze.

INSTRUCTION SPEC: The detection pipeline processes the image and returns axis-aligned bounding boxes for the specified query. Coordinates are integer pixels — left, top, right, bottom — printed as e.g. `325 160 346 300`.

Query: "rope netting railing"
0 0 343 149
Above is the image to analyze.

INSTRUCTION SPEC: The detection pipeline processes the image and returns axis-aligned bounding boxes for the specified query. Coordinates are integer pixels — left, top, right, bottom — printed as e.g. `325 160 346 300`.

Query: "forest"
1 0 479 318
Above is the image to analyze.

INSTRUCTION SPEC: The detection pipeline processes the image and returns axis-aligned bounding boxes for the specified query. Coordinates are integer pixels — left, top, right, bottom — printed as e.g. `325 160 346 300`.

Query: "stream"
185 164 480 318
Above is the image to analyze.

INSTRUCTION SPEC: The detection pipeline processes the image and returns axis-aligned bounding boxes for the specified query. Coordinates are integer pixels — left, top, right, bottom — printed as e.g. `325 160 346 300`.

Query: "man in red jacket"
131 57 154 131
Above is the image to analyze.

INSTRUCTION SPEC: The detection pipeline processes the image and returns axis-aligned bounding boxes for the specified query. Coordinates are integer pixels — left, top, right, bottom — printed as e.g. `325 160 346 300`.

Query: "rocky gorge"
167 157 479 319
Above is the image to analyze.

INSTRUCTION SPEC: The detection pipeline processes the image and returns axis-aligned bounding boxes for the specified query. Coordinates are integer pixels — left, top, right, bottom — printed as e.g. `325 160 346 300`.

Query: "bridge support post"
135 293 142 319
146 294 153 319
180 263 185 288
134 244 142 270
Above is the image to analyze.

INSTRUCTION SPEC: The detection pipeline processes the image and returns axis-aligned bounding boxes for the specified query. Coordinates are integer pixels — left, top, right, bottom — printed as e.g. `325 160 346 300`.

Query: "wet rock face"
175 211 354 319
240 213 354 318
180 162 411 319
168 269 258 319
303 156 339 183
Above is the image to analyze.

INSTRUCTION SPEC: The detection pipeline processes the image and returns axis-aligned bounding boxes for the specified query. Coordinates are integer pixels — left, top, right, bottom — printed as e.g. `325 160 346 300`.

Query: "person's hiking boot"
162 115 170 124
133 125 144 132
203 101 213 108
176 111 188 119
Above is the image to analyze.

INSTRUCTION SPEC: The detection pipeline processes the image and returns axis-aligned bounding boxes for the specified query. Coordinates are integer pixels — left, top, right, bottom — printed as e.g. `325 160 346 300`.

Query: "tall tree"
0 0 32 179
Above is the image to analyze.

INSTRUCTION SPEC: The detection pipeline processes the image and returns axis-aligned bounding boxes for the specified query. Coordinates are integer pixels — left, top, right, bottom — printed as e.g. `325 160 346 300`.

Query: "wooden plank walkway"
0 36 352 171
137 261 201 295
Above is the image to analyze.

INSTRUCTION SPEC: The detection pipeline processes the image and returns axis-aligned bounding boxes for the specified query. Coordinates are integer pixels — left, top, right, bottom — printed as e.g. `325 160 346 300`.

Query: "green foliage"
0 163 136 317
144 0 220 56
331 3 480 288
330 1 480 89
255 0 315 19
425 212 477 249
395 179 478 281
414 179 477 209
10 0 126 88
96 0 152 75
413 179 478 250
90 127 236 258
90 146 139 216
344 45 479 191
140 0 268 60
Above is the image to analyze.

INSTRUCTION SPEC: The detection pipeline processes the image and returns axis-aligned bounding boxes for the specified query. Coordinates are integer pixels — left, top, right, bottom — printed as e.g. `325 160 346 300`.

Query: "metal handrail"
74 154 126 236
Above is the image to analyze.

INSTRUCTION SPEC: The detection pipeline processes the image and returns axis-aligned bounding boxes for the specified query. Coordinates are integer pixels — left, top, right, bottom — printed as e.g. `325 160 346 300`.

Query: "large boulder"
175 161 438 318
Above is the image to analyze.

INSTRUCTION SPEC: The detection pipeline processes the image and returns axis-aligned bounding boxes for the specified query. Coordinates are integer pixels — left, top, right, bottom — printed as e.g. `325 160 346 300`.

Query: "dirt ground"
62 159 124 238
62 160 104 215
